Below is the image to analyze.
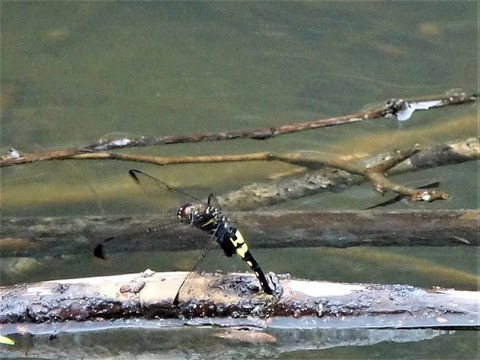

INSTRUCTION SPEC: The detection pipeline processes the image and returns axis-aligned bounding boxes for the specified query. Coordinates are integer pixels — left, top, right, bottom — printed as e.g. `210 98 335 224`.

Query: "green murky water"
1 2 478 359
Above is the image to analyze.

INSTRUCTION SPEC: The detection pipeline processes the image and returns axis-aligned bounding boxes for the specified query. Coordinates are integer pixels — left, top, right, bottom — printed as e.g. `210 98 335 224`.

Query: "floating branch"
80 92 479 150
1 139 478 206
391 137 480 172
1 93 477 207
0 139 477 207
363 181 442 210
1 92 476 168
0 271 478 333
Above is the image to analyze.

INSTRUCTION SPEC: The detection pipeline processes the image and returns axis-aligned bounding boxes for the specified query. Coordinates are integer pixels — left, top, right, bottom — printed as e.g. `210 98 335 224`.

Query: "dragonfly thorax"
177 203 228 233
112 169 278 302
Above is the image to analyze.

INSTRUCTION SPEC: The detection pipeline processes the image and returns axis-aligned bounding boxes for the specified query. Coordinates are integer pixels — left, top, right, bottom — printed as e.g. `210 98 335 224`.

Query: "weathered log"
218 138 480 209
1 210 478 259
0 271 478 336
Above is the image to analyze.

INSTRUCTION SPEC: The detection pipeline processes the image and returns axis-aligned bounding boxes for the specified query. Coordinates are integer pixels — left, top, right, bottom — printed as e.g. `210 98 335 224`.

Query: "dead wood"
1 210 478 259
220 138 479 209
1 89 477 207
2 138 476 214
0 271 478 332
1 92 476 169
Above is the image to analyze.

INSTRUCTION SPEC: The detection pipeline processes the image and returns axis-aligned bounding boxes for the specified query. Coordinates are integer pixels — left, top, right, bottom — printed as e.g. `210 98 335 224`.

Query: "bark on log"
219 138 480 209
0 271 478 335
1 210 478 259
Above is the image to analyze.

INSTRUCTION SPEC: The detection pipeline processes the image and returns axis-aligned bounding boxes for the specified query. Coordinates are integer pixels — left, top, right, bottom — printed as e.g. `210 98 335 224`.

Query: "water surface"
1 2 478 359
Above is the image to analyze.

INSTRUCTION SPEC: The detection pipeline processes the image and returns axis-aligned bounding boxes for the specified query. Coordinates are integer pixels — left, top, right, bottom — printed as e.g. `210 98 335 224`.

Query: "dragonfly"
94 169 278 304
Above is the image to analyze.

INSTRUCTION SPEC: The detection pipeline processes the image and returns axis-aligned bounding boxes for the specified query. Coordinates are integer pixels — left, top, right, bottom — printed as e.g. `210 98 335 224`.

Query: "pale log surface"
1 271 478 335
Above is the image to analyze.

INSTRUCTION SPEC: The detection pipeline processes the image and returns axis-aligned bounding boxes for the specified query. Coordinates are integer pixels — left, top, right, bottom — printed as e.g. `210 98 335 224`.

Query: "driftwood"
1 92 477 205
1 92 476 168
2 138 477 214
1 271 478 336
1 210 478 260
219 137 479 209
0 93 477 345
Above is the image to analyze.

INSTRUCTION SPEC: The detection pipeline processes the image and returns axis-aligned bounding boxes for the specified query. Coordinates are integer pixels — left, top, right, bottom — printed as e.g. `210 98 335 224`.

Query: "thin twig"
1 139 478 205
1 93 477 205
71 151 273 165
1 92 476 168
81 92 478 150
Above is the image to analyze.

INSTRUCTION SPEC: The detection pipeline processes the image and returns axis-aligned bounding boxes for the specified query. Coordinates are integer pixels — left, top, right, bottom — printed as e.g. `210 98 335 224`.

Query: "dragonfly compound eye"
124 169 277 302
177 203 193 222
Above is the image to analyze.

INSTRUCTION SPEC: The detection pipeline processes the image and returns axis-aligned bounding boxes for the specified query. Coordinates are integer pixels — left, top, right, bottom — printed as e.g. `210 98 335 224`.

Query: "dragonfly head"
177 203 194 223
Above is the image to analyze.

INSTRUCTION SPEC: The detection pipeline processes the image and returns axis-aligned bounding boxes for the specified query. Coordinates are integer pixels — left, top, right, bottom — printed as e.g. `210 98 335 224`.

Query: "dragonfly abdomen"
126 169 279 303
177 201 276 295
214 223 275 295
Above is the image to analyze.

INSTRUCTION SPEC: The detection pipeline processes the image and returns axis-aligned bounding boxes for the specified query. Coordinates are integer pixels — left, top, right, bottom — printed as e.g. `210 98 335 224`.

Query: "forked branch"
1 91 476 167
1 92 477 206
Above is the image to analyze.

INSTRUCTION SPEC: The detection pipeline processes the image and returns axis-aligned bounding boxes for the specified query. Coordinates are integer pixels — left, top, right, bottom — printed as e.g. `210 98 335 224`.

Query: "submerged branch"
1 210 478 260
0 139 477 208
220 138 479 208
1 91 477 208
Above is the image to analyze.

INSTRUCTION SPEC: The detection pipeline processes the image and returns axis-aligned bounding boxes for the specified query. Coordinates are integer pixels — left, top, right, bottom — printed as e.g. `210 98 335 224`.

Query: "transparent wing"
173 235 219 305
97 169 274 304
93 219 181 259
129 169 206 206
93 169 208 259
95 169 232 302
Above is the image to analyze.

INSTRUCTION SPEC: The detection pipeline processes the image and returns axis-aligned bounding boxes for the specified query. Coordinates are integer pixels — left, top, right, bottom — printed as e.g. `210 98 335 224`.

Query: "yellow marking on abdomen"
231 230 249 258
